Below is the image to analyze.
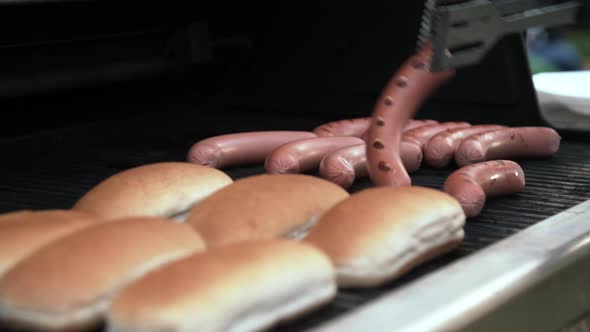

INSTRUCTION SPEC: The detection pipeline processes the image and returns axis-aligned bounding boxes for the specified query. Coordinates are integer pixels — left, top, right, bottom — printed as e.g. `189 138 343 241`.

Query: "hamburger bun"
304 186 465 287
73 162 233 221
107 240 336 332
186 174 349 247
0 217 205 331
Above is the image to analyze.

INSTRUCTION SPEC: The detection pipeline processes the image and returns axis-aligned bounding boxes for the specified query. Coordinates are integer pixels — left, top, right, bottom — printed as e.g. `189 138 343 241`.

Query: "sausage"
318 142 423 188
313 117 371 137
366 45 455 186
264 136 364 174
455 127 561 166
443 160 525 217
314 118 437 138
360 119 439 142
403 119 439 131
423 124 507 168
187 131 317 169
402 121 471 150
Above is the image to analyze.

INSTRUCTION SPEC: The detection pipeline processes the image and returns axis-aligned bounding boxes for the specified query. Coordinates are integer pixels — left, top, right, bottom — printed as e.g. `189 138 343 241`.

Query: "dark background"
0 0 562 140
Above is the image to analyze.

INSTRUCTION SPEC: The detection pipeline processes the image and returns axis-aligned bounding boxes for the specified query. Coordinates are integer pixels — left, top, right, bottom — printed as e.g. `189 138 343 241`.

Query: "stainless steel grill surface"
0 127 588 332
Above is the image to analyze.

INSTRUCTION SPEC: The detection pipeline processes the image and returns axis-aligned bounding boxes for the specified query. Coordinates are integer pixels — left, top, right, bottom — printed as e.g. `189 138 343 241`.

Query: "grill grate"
0 134 589 332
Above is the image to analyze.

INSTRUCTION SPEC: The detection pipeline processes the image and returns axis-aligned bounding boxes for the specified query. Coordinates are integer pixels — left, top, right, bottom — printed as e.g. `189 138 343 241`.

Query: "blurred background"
527 5 590 73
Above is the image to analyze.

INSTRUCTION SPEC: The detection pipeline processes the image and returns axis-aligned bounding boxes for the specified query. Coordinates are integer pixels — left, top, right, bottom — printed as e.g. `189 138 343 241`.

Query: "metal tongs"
419 0 583 71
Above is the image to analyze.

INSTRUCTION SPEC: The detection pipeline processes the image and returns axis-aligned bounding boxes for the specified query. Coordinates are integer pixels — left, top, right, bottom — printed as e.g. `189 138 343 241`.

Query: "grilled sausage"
265 137 364 174
187 131 317 169
314 118 438 138
424 125 507 168
444 160 525 217
455 127 561 166
403 121 471 150
319 142 423 188
366 45 455 186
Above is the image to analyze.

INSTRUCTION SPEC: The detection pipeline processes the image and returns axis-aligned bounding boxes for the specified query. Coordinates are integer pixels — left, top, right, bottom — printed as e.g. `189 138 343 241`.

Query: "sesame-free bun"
186 174 349 247
0 217 205 331
0 209 103 277
73 162 233 221
304 186 465 287
107 240 336 332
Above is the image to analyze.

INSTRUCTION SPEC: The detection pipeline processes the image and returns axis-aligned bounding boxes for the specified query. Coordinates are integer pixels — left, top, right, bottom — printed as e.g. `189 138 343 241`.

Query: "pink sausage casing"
403 119 439 131
444 160 525 217
402 121 471 150
424 124 507 168
366 44 455 187
313 117 372 137
360 119 439 142
314 118 437 138
318 142 423 188
264 136 364 174
187 131 317 169
455 127 561 166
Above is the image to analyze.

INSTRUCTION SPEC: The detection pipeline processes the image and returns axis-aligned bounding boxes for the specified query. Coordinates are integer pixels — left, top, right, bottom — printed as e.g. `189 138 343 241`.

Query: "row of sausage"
187 118 561 217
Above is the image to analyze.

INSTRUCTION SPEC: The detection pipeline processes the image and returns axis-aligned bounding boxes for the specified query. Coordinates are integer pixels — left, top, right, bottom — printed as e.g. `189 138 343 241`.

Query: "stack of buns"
0 160 467 331
0 217 205 331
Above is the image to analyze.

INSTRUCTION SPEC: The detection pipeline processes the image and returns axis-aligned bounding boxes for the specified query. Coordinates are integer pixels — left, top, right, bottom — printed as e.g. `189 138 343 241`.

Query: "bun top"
108 240 335 331
73 162 233 221
304 186 465 264
0 209 103 276
0 217 205 316
0 210 33 224
0 210 96 226
187 174 349 247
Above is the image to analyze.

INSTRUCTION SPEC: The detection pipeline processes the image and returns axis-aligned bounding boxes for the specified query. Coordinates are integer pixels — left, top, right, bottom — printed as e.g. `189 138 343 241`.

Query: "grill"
1 121 589 332
2 1 590 330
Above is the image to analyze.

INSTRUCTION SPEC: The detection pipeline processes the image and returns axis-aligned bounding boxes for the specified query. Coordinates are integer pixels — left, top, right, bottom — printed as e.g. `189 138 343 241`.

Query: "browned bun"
73 162 233 221
107 240 336 332
304 186 465 287
186 174 349 247
0 217 205 331
0 209 104 277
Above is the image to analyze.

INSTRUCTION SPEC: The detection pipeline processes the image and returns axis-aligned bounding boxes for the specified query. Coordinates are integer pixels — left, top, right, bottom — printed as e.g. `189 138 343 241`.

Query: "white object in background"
533 71 590 117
